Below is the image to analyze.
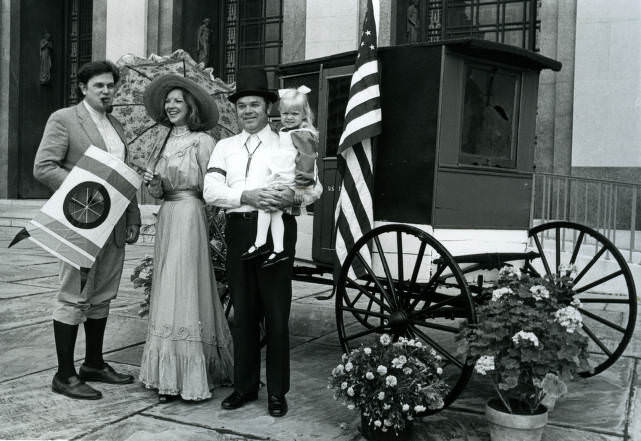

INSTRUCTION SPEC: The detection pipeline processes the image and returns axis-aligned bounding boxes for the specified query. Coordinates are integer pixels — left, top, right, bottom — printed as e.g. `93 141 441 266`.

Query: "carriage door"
312 65 353 264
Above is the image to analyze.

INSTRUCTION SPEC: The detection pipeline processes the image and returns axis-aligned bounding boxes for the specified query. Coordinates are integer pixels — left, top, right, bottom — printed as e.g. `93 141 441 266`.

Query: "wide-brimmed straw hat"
143 74 219 130
228 68 278 104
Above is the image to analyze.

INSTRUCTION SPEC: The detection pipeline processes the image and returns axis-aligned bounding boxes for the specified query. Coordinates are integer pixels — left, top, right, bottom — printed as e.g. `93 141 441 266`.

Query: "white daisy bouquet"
329 334 448 435
458 265 590 414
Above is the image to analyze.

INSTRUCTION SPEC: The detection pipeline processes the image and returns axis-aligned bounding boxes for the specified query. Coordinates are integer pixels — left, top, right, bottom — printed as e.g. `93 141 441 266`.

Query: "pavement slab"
0 281 56 299
0 364 157 441
0 315 147 382
627 359 641 441
0 262 59 282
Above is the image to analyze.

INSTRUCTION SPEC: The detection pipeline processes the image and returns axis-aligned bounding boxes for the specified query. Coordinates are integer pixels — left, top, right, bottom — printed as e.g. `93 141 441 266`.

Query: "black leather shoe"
79 363 134 384
261 251 290 269
240 244 271 261
52 374 102 400
221 390 258 410
268 394 288 417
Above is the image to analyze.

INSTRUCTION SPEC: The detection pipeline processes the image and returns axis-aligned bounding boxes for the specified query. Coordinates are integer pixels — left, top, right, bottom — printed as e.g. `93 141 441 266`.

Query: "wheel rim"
335 224 476 410
527 221 637 376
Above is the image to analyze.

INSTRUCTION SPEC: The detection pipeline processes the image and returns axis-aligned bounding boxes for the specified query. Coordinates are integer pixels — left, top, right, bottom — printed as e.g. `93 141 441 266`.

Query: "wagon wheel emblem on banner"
63 182 111 229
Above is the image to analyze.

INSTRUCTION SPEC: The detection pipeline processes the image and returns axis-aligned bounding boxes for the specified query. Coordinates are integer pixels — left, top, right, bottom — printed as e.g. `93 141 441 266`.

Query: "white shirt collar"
240 124 273 146
83 100 107 121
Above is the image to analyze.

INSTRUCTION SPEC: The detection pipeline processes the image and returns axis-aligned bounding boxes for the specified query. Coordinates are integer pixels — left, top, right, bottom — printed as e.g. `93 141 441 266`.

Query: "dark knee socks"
84 317 108 368
53 320 79 380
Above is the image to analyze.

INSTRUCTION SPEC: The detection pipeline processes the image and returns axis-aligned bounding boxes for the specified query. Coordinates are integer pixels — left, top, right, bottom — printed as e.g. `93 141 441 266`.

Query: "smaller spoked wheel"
335 224 476 410
526 221 637 376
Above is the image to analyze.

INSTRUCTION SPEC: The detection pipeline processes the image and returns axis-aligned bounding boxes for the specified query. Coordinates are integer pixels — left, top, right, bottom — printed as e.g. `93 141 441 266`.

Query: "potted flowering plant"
329 334 449 441
457 265 590 441
130 255 153 317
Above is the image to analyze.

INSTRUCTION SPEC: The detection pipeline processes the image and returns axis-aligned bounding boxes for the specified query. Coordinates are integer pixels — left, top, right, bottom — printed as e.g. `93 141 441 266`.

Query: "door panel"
312 65 353 264
18 0 67 198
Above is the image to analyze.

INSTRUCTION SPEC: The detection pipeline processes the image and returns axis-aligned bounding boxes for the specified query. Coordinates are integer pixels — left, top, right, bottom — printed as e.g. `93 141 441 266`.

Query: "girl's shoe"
261 251 290 268
158 394 178 403
240 244 272 260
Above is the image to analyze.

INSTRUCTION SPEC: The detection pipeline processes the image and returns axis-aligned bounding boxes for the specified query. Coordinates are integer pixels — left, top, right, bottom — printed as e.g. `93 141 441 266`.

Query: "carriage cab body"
279 39 561 269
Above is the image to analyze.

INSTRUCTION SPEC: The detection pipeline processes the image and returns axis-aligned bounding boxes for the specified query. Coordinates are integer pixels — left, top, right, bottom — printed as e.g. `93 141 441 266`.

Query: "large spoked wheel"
335 224 476 410
526 221 637 376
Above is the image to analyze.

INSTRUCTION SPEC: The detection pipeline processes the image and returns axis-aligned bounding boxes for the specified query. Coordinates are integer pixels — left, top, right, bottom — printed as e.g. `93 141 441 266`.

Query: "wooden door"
312 65 353 264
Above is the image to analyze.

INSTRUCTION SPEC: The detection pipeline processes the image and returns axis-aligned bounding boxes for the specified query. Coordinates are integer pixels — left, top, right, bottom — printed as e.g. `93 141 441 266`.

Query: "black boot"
79 317 133 384
51 320 102 400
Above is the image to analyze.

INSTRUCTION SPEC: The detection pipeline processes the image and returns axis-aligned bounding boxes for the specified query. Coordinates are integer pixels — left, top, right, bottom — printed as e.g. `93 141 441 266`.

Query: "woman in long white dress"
139 75 233 402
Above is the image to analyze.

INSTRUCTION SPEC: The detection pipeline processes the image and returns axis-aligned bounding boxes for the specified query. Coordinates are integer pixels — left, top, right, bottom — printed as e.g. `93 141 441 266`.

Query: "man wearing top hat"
203 68 320 417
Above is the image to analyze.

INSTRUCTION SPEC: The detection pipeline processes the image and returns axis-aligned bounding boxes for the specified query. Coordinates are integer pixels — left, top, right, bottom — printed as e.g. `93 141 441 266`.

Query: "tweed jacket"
33 102 141 247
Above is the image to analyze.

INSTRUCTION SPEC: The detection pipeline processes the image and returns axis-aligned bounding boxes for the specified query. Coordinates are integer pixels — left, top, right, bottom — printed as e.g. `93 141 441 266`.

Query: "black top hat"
228 68 278 103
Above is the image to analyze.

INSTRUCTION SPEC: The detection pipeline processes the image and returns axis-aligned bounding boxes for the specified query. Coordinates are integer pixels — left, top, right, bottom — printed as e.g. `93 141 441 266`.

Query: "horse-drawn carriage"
213 39 637 410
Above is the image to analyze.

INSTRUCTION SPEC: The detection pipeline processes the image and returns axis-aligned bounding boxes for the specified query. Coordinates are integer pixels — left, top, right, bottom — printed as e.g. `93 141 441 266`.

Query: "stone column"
536 0 577 175
146 0 176 56
0 0 19 198
92 0 107 60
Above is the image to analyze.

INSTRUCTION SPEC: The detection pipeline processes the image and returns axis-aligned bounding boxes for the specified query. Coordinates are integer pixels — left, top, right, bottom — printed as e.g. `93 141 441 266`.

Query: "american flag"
334 0 382 276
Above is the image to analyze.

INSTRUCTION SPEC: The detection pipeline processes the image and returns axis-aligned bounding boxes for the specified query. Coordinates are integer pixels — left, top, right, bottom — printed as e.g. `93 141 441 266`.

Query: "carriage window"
325 76 352 158
459 65 520 169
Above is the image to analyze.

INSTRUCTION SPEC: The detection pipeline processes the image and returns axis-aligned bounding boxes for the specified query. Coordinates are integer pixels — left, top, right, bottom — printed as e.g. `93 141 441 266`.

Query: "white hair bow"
278 85 312 98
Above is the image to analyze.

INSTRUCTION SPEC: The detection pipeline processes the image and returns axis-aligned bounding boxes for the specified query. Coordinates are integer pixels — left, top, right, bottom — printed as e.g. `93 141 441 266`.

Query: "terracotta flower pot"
360 413 412 441
485 399 548 441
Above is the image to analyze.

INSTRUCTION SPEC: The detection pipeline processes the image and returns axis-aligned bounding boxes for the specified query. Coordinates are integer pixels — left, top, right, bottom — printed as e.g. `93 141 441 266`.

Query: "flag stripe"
344 144 374 209
339 109 382 147
32 211 101 256
344 83 380 115
349 60 378 87
76 155 138 199
344 98 381 127
28 228 94 268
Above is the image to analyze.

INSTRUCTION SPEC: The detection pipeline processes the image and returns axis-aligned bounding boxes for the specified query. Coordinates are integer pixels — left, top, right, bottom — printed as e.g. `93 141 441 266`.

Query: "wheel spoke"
573 270 623 294
343 324 387 342
340 306 388 320
409 319 460 333
373 236 398 307
532 234 552 278
345 277 392 313
354 252 397 310
573 246 607 286
569 231 585 265
581 323 613 357
579 308 626 333
555 227 561 275
579 297 632 304
410 325 463 368
523 260 541 278
410 262 447 310
409 240 428 288
412 295 466 316
396 231 404 291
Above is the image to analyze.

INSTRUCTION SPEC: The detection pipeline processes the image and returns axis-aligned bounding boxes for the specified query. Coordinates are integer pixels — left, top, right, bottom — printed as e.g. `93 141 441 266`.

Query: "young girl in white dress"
241 86 319 267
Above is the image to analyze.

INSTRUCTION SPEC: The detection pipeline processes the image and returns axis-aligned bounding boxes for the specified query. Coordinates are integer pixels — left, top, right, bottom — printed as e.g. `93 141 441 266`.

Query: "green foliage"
328 334 449 434
457 265 590 414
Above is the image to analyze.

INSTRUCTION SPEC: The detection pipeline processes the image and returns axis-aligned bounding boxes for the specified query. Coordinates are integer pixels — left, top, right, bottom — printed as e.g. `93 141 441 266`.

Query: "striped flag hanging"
23 146 141 269
334 0 382 277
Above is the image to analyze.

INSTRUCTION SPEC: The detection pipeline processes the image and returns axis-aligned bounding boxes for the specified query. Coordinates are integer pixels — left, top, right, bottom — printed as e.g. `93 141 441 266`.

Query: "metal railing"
531 172 641 263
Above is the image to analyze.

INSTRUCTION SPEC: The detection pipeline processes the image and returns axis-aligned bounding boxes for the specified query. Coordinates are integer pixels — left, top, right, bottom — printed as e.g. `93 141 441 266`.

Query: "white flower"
363 347 372 355
341 353 348 362
414 405 426 412
365 371 375 380
558 263 578 276
333 364 345 376
407 415 414 421
491 287 512 302
415 341 423 348
571 298 582 308
512 330 540 347
341 381 348 390
380 334 392 346
345 361 353 372
378 391 385 400
498 265 521 281
383 404 391 410
554 306 583 333
474 355 495 375
403 367 412 375
347 404 355 410
391 355 407 369
385 375 398 387
436 367 443 375
384 419 392 426
374 420 382 427
530 285 550 301
377 365 388 376
347 386 355 397
402 403 410 412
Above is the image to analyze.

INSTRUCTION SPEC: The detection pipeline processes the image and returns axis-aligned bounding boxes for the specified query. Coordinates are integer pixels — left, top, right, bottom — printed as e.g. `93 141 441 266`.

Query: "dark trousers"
225 212 296 397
